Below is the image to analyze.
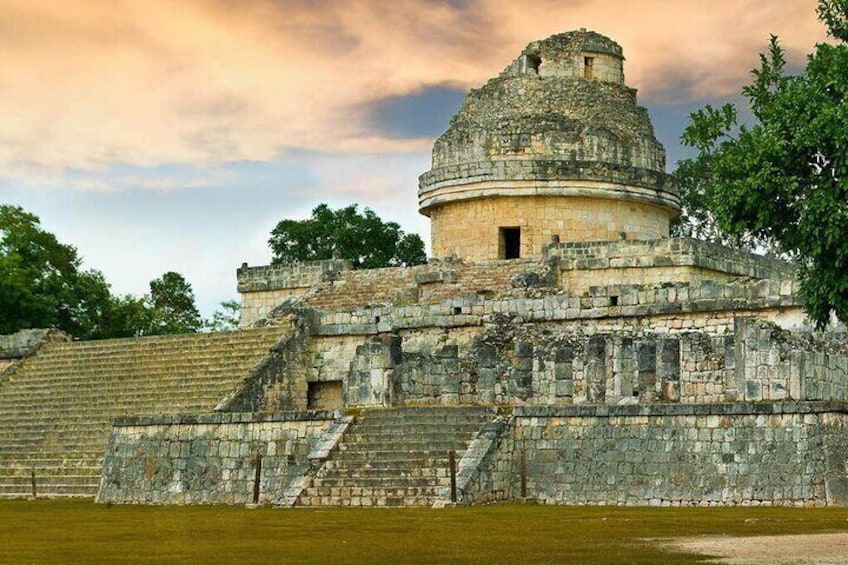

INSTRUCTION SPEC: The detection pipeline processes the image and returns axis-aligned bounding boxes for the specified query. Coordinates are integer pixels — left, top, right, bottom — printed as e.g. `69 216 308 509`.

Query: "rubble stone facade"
419 30 679 260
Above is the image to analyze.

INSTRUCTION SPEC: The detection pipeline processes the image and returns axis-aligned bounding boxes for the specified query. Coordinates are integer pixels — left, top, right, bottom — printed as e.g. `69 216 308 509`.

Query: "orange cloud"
0 0 829 184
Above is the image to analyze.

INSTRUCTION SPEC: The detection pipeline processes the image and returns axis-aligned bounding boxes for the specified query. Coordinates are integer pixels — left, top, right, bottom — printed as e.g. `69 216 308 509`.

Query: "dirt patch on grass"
667 533 848 564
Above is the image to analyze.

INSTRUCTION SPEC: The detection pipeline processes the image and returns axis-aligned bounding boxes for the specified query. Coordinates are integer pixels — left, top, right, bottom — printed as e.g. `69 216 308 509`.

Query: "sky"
0 0 831 318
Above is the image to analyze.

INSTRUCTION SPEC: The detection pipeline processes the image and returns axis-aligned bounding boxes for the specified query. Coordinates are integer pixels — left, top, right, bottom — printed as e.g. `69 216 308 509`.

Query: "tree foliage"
677 0 848 327
0 205 204 339
146 272 203 335
206 299 241 332
269 204 427 269
0 205 113 338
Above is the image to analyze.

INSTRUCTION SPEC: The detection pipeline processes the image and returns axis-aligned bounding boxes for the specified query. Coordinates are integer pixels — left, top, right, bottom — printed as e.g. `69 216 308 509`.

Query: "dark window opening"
632 390 640 397
526 54 541 74
452 306 462 315
584 56 594 79
374 316 380 324
610 296 619 306
500 227 521 259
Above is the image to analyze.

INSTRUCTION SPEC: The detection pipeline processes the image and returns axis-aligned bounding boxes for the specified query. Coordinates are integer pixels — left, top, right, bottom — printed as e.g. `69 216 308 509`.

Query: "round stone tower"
418 30 679 261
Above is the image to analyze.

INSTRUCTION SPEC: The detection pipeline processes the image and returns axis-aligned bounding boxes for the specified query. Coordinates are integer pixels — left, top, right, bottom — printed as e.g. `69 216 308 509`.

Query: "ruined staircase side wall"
97 412 337 505
0 329 70 379
217 314 315 412
463 403 848 507
238 259 352 327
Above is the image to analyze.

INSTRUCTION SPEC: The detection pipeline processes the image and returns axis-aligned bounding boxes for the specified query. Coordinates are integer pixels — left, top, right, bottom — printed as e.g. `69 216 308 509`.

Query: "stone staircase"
0 328 283 499
295 407 496 507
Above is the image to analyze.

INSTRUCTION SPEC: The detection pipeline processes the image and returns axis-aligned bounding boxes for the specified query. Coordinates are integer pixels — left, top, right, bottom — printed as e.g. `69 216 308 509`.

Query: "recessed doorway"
499 227 521 259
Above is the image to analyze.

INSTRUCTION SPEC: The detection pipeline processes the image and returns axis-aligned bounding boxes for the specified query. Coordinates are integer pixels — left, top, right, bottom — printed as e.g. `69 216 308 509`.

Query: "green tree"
205 299 241 332
0 205 113 338
269 204 427 269
98 294 154 339
677 0 848 326
146 271 203 335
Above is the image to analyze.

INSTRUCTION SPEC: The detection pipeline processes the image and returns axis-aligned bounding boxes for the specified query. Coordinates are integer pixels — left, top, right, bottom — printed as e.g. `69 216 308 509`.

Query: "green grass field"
1 499 846 564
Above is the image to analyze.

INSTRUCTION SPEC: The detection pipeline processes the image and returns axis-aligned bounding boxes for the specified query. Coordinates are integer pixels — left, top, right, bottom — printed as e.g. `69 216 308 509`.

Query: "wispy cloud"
0 0 828 188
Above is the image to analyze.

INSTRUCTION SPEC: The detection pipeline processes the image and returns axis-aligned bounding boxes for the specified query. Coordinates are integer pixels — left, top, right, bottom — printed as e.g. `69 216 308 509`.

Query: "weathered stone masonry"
6 29 848 508
97 411 339 505
459 403 848 507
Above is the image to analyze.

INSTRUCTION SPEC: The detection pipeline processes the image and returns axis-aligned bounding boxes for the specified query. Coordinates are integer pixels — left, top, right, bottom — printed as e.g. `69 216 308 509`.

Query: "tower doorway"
499 227 521 259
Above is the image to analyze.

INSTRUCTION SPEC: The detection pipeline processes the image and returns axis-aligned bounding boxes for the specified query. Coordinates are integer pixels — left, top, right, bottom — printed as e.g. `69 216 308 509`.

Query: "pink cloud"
0 0 830 184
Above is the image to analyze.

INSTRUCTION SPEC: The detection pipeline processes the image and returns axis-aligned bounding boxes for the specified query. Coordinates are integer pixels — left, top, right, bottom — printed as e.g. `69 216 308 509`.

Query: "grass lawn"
1 499 846 564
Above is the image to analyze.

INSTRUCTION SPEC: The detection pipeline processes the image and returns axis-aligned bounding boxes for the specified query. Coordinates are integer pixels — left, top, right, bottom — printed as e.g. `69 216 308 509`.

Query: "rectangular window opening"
584 56 594 79
452 306 462 315
499 227 521 259
610 295 619 306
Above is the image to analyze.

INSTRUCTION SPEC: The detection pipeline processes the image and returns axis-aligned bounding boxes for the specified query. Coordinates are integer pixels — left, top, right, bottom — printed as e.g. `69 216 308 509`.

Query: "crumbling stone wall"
97 412 336 505
238 259 352 327
217 313 315 412
510 403 848 506
459 403 848 507
238 238 801 328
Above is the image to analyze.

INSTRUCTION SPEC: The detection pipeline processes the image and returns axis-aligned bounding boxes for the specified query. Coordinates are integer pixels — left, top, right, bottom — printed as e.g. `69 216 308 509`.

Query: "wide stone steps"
0 327 284 499
295 407 495 507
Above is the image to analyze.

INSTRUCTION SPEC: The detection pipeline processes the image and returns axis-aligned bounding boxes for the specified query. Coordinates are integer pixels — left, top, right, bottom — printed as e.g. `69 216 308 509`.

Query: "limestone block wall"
459 403 848 507
231 276 818 411
428 195 671 260
510 403 848 506
97 412 337 505
312 277 804 338
549 238 796 295
238 259 352 327
238 239 797 327
391 321 848 407
302 314 847 409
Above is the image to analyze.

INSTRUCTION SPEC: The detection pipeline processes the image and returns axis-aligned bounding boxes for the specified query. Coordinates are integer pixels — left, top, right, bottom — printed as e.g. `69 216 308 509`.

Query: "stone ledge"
514 401 848 418
112 410 341 427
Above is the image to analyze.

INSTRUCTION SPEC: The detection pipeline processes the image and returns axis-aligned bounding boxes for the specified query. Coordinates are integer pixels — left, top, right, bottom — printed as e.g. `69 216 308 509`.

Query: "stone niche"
307 381 343 411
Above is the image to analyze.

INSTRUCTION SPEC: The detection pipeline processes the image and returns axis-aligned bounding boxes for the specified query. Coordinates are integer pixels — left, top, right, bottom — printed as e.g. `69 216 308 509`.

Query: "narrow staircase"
295 407 496 507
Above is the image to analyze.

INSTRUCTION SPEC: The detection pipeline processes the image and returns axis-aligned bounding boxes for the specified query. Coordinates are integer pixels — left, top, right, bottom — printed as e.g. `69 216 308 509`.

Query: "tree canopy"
0 205 207 338
269 203 427 269
0 205 113 338
147 272 203 335
676 0 848 327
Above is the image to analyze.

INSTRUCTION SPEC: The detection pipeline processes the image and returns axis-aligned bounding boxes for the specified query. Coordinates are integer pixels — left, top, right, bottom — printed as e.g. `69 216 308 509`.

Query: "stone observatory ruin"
419 30 678 261
1 30 847 508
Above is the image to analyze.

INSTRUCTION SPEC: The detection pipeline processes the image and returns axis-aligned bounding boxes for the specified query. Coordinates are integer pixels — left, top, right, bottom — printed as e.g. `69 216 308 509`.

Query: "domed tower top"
505 29 625 83
418 30 679 262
